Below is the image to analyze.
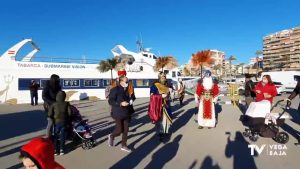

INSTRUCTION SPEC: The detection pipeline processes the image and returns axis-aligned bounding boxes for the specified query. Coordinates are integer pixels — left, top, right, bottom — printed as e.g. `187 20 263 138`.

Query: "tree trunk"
242 66 244 75
229 60 232 76
110 69 113 80
200 65 203 78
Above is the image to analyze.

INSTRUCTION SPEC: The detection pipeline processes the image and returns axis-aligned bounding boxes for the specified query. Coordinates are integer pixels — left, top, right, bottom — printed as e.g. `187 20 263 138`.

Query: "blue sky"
0 0 299 65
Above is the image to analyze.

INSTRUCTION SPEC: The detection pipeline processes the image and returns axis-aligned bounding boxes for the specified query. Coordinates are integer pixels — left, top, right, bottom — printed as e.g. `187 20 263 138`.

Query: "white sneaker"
108 134 114 147
59 150 65 155
121 146 132 153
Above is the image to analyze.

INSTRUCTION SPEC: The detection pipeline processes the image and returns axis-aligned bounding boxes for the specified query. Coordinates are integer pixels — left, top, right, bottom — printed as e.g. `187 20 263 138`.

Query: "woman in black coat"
108 76 133 152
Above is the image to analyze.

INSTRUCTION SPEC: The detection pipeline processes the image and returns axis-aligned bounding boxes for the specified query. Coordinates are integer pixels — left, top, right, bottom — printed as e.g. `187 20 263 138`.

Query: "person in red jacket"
19 137 64 169
254 75 277 104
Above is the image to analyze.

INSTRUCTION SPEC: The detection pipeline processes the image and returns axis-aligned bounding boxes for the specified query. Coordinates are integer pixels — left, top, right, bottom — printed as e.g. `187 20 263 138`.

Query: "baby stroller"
70 105 95 150
242 100 290 144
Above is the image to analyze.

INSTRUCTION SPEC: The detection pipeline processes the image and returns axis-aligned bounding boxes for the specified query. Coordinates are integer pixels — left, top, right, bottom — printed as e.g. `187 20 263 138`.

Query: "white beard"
203 77 213 90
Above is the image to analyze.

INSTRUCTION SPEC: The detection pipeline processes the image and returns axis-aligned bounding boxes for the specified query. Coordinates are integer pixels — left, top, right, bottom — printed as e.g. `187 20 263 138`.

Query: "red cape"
148 94 163 123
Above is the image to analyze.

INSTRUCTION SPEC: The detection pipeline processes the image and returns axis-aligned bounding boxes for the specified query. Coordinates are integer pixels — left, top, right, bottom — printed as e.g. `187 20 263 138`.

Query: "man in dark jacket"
108 75 133 153
48 91 71 155
29 80 39 106
244 74 256 108
42 74 61 138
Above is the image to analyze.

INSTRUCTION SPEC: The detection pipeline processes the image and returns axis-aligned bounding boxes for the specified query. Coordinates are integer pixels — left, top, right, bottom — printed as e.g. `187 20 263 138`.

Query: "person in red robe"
195 70 219 129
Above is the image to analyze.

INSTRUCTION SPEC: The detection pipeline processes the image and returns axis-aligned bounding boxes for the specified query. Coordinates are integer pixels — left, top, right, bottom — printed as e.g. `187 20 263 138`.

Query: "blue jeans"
30 92 38 105
54 122 66 152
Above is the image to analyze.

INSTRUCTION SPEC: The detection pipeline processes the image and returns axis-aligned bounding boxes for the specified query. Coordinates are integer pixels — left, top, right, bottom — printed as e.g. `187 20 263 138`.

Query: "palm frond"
97 60 110 72
164 56 178 69
97 58 118 72
154 56 178 72
191 50 214 67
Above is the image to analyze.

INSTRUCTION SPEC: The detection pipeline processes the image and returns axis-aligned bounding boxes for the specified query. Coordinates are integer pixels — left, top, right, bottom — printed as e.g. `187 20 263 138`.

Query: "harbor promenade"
0 95 299 169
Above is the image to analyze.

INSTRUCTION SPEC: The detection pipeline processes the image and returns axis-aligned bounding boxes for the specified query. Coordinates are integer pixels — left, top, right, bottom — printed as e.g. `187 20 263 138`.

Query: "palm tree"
154 56 178 72
245 65 250 74
255 50 263 57
228 55 236 76
255 50 263 74
191 50 214 77
213 64 222 76
182 66 191 76
97 58 118 80
239 63 245 75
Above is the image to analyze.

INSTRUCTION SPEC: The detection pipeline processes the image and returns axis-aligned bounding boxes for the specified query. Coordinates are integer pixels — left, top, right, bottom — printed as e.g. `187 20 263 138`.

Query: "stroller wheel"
249 134 259 142
82 139 94 150
275 132 289 144
243 129 251 137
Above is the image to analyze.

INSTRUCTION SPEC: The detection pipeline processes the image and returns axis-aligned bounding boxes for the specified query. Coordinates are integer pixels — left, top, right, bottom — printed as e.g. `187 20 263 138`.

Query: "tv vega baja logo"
248 144 287 156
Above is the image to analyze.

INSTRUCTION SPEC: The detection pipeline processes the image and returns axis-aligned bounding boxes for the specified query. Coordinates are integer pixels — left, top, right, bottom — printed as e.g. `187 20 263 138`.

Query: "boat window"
136 79 149 87
84 79 99 87
153 55 157 59
143 54 148 57
172 71 176 78
63 79 80 87
40 79 48 88
103 79 112 87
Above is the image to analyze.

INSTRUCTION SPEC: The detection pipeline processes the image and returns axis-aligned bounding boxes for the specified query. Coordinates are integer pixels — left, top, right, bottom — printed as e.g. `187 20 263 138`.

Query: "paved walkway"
0 95 300 169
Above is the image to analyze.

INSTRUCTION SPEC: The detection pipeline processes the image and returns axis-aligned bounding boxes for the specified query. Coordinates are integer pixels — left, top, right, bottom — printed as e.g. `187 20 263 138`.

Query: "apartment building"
263 27 300 71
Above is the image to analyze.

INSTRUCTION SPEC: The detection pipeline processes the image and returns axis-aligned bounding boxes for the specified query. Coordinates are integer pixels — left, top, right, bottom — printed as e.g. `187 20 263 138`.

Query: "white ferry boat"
0 39 187 104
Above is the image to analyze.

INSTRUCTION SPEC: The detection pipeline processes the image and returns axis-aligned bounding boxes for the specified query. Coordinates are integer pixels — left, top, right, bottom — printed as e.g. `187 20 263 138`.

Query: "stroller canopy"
246 100 271 118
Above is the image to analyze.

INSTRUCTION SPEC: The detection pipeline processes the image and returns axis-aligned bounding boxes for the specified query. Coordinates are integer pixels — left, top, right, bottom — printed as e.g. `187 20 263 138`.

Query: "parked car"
218 82 228 95
273 81 285 95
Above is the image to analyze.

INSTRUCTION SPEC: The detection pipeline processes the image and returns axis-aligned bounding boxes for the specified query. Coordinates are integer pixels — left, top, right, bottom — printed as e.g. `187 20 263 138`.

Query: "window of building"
63 79 80 87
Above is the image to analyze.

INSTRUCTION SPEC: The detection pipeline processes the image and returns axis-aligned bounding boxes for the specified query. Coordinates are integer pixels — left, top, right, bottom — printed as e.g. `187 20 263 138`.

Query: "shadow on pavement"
144 134 183 169
0 110 46 141
92 105 150 147
0 146 22 159
188 160 197 169
7 163 23 169
200 156 221 169
110 107 194 169
225 131 257 169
